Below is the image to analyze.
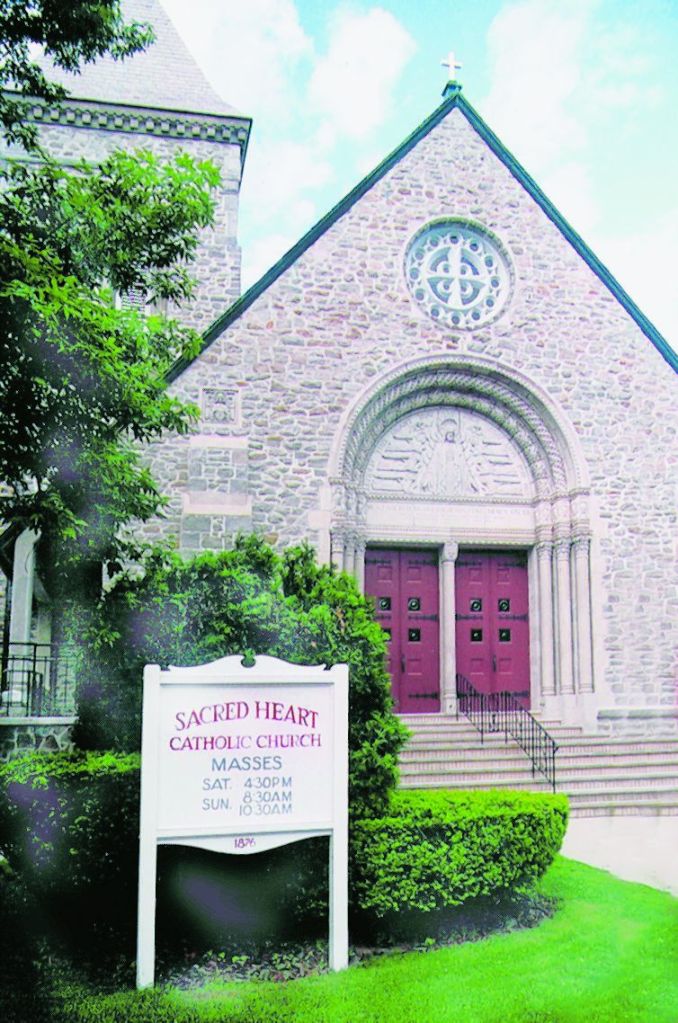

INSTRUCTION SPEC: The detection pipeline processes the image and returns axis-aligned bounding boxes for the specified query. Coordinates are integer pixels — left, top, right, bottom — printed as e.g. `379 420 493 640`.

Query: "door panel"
455 550 530 707
365 548 440 713
364 550 401 688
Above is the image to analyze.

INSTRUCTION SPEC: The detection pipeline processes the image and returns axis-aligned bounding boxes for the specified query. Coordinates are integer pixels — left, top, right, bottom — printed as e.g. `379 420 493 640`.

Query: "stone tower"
26 0 251 330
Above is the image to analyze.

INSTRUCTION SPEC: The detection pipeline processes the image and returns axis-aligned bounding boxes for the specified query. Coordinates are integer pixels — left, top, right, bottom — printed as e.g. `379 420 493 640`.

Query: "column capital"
442 540 459 563
554 537 572 560
536 540 553 560
330 530 346 555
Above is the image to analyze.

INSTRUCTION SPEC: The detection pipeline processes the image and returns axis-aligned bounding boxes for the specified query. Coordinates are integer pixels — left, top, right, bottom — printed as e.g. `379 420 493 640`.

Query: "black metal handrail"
0 643 77 717
456 673 558 792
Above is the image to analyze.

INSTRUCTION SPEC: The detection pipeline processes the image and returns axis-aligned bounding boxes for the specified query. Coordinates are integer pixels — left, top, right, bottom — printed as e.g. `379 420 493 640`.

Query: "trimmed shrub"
0 751 326 952
73 536 408 819
351 789 568 916
0 750 141 945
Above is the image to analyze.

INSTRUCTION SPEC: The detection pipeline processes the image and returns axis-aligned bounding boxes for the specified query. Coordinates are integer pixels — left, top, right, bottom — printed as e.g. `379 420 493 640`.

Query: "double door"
364 548 440 713
365 547 531 712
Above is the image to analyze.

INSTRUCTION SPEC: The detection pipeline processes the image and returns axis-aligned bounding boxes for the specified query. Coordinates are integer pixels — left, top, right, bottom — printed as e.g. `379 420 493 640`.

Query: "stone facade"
141 97 676 735
1 4 675 739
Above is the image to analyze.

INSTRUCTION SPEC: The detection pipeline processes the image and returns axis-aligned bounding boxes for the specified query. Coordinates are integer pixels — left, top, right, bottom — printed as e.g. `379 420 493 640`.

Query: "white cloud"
482 0 594 171
597 210 678 352
241 137 333 227
480 0 676 351
482 0 663 176
540 161 600 238
162 0 313 119
162 1 417 293
308 6 417 140
242 231 300 289
244 137 333 214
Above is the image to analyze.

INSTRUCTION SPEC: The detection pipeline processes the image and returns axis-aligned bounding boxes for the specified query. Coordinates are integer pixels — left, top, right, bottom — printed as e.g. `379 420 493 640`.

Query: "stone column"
330 531 345 573
536 541 556 698
353 538 366 592
554 539 575 695
573 535 594 693
9 530 38 651
343 532 357 577
440 541 459 714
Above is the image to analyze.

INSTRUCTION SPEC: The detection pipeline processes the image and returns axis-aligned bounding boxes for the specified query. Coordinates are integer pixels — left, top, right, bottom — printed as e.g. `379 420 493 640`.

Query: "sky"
161 0 678 352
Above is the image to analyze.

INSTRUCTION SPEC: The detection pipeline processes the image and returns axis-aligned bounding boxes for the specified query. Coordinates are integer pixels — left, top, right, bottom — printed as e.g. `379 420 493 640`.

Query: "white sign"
136 655 349 988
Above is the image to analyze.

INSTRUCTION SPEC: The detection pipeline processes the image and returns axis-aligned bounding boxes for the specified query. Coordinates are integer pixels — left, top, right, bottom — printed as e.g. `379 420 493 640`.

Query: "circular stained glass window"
405 220 512 329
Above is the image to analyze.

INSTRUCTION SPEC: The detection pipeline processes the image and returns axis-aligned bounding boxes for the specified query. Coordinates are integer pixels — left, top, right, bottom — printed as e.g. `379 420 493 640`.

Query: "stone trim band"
27 99 251 157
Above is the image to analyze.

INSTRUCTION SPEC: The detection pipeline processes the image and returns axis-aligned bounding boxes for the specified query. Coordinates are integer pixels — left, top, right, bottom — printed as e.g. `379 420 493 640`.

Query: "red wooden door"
455 551 530 707
364 548 440 713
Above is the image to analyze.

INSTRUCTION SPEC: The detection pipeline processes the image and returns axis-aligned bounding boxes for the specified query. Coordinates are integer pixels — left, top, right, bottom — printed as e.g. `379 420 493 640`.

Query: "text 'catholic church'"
2 1 677 811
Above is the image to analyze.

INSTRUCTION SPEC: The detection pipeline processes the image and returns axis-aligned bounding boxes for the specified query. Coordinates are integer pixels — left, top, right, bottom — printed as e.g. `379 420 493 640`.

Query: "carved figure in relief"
416 416 482 495
365 408 529 498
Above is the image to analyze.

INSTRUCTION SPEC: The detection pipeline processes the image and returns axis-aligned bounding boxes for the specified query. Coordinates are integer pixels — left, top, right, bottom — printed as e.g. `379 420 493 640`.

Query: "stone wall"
139 103 676 719
0 719 75 761
597 709 678 738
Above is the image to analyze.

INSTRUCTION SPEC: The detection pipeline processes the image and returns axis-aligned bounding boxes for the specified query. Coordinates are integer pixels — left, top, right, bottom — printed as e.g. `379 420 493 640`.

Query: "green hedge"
351 789 568 916
0 750 141 944
0 754 568 960
0 751 327 950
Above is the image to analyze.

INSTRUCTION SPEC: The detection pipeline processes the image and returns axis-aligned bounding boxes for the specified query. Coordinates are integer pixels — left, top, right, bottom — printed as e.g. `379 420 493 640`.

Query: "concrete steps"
398 714 678 817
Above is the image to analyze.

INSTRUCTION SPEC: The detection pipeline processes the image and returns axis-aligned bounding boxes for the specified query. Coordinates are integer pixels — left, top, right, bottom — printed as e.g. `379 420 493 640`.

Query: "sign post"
136 654 349 988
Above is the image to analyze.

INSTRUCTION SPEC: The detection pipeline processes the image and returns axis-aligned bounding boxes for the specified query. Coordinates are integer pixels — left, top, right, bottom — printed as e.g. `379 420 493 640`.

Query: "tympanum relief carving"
364 408 532 499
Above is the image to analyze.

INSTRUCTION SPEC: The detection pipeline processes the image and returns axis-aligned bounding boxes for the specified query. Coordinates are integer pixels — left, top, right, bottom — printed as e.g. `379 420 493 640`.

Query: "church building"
2 2 677 813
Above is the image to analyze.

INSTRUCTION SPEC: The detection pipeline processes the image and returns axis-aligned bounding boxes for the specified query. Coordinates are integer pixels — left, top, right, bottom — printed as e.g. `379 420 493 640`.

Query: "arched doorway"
328 356 598 724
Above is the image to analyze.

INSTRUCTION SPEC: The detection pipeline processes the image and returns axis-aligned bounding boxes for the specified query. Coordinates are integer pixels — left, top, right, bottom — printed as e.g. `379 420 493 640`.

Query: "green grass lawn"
56 856 678 1023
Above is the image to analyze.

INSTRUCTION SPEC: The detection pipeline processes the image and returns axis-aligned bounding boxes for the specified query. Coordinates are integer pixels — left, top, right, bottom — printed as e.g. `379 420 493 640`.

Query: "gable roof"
40 0 244 119
168 86 677 381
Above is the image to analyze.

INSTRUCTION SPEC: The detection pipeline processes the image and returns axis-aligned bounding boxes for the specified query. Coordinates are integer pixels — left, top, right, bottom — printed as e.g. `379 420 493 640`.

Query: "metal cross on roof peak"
441 50 462 83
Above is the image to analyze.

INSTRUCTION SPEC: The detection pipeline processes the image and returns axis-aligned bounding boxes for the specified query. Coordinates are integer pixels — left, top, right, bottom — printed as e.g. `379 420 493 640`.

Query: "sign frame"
136 654 349 988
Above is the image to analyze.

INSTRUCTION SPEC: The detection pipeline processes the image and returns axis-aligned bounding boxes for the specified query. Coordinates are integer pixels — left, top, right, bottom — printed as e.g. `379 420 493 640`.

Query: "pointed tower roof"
41 0 244 119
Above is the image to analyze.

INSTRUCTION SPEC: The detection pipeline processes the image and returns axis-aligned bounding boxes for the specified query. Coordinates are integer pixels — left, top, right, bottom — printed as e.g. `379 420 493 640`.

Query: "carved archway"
328 356 596 721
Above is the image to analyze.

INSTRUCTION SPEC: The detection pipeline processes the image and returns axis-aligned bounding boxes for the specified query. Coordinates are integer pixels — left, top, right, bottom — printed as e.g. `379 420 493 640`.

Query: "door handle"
401 655 406 674
492 654 497 673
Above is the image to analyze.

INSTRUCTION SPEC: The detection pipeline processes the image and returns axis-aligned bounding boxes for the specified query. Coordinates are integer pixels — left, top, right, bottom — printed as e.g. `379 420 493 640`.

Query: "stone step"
401 765 678 787
400 715 585 738
556 738 678 752
399 771 678 815
400 774 551 790
404 736 674 761
569 801 678 818
397 715 678 817
400 749 678 772
400 768 678 794
401 760 678 786
556 773 678 792
569 785 678 804
403 724 586 741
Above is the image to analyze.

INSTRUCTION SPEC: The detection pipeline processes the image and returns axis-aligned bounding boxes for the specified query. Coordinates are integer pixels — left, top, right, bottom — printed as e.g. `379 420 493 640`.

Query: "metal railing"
0 643 77 717
456 673 558 792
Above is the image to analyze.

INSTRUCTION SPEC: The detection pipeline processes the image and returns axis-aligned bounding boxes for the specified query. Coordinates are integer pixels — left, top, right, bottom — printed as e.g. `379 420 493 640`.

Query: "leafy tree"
74 536 409 819
0 2 220 602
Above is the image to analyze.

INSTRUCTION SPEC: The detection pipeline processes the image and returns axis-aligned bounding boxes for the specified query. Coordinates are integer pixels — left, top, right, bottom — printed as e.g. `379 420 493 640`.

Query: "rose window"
405 221 511 328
